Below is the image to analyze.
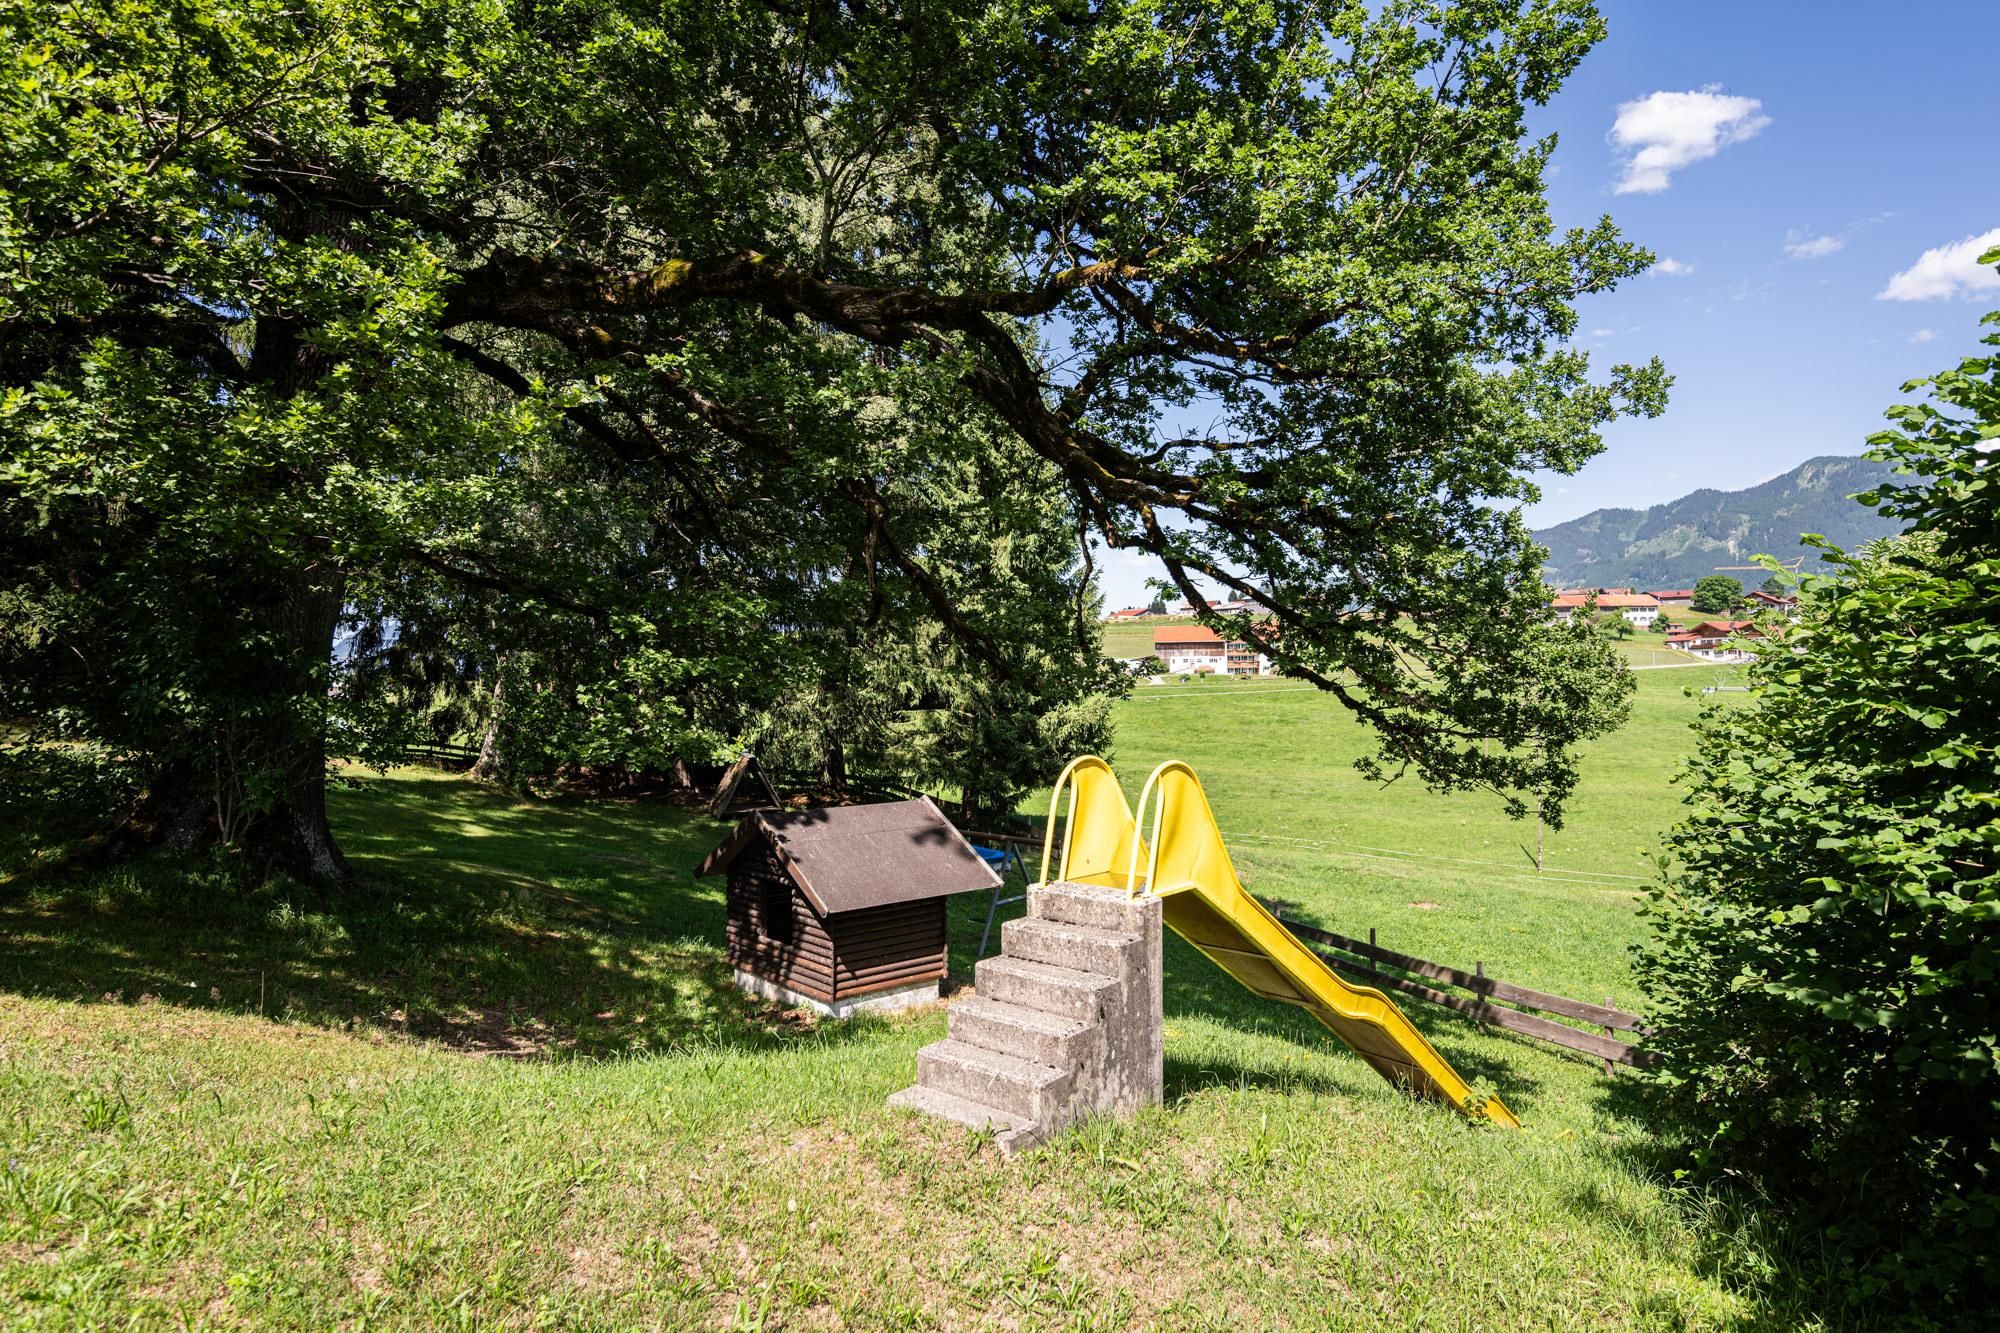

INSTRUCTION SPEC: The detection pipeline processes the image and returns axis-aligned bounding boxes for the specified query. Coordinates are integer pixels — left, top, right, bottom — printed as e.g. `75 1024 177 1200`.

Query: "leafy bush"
1638 294 2000 1307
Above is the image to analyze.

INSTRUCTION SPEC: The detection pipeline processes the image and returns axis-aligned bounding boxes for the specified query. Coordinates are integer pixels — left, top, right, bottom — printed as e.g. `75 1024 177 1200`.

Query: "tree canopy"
1 0 1660 878
1689 575 1742 615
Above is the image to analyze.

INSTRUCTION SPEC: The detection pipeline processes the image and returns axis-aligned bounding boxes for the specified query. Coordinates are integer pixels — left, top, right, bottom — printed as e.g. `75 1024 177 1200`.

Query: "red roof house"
1550 590 1662 623
1154 625 1222 650
1666 619 1763 658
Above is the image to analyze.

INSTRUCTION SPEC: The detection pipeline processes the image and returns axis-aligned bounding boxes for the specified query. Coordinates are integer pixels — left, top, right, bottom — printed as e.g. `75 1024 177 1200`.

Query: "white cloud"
1878 227 2000 301
1589 327 1615 337
1783 229 1844 260
1610 87 1769 194
1650 256 1695 276
1909 328 1939 343
1784 214 1891 262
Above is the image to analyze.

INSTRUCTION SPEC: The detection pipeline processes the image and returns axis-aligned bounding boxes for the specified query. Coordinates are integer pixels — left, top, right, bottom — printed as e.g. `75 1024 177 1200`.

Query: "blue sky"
1093 0 2000 610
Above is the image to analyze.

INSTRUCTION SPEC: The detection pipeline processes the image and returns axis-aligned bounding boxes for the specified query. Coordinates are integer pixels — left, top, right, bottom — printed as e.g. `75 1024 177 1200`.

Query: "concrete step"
1034 880 1154 933
974 955 1119 1023
886 1085 1045 1156
1002 916 1142 979
916 1039 1072 1124
948 995 1092 1068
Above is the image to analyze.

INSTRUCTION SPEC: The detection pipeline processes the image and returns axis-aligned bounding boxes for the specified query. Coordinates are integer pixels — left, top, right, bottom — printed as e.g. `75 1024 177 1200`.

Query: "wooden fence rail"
1266 910 1656 1070
402 741 480 770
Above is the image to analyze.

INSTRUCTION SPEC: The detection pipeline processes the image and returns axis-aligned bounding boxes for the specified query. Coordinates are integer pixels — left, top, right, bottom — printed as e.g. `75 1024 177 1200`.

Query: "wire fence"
1228 829 1654 889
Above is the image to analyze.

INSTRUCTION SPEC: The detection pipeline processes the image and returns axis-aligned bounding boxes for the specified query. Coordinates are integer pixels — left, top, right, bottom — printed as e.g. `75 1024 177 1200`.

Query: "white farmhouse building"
1153 626 1274 676
1549 589 1661 628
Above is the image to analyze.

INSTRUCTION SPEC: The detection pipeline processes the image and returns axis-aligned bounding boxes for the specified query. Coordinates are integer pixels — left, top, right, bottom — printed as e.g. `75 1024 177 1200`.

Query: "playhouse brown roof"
696 797 999 915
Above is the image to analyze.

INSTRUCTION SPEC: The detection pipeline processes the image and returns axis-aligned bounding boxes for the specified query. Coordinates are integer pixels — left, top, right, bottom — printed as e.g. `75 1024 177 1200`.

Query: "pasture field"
1101 618 1698 665
1100 618 1197 658
0 659 1851 1330
1097 661 1728 1008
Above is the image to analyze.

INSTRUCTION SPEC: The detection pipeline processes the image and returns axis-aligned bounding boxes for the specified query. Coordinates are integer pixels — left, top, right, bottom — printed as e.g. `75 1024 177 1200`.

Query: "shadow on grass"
0 768 884 1061
1561 1056 1881 1329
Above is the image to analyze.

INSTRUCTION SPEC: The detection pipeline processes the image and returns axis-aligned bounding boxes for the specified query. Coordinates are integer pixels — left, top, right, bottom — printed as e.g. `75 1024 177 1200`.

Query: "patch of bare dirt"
0 1241 62 1267
384 1005 550 1059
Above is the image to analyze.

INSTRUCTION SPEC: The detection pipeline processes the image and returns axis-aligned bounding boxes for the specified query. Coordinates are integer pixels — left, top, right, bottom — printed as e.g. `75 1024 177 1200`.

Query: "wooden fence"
1267 908 1654 1069
401 741 480 770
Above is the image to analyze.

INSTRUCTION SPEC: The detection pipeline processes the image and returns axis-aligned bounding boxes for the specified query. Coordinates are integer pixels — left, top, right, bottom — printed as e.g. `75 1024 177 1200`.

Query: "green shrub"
1637 295 2000 1308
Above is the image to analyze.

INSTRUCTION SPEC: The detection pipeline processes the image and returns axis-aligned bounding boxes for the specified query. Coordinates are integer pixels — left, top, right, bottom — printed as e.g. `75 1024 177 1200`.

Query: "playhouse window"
759 877 795 944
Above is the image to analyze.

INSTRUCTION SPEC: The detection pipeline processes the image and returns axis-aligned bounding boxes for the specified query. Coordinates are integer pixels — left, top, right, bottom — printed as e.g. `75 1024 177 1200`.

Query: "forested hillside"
1533 455 1902 588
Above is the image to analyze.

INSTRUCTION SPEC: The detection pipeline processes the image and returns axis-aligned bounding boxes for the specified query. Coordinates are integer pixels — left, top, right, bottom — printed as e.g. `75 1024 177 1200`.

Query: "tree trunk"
821 737 847 791
469 659 507 784
93 558 351 888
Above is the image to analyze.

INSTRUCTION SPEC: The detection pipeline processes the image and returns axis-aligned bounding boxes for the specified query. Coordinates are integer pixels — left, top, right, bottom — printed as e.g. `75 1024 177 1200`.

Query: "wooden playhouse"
697 798 1000 1017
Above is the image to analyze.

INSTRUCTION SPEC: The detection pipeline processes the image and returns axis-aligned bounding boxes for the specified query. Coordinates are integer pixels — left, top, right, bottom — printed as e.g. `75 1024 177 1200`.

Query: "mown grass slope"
2 661 1854 1329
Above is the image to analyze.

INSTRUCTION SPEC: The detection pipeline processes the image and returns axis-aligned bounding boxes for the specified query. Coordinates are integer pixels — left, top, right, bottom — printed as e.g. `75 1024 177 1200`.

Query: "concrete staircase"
888 880 1162 1155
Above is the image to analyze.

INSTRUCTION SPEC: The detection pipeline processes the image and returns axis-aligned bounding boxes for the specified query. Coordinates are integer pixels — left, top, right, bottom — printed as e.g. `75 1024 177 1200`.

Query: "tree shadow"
1553 1054 1879 1328
0 769 895 1061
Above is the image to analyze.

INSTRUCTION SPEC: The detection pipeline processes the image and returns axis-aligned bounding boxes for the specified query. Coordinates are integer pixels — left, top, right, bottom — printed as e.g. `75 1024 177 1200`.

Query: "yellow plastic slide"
1038 756 1519 1128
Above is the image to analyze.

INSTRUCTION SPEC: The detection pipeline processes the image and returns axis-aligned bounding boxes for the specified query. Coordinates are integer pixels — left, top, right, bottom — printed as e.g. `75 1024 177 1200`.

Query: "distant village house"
1167 596 1269 617
1665 619 1764 662
1153 626 1275 676
1746 589 1799 615
1549 589 1661 628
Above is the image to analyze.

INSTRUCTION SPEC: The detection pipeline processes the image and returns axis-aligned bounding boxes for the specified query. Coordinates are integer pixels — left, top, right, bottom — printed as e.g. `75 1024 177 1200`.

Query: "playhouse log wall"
723 842 946 1003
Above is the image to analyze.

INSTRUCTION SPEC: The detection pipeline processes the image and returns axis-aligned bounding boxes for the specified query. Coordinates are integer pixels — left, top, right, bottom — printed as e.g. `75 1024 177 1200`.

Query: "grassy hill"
2 661 1853 1327
1100 617 1208 658
1532 453 1900 590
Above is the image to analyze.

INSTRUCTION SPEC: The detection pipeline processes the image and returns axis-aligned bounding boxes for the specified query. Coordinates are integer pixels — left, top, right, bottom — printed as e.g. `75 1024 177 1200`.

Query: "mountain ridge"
1531 454 1904 590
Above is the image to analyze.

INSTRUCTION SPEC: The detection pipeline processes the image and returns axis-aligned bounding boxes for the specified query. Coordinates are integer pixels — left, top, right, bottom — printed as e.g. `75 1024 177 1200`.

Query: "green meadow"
3 657 1861 1330
1100 618 1194 658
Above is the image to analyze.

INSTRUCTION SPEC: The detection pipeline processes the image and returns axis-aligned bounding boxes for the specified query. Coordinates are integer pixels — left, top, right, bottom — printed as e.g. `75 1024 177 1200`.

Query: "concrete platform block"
1001 916 1142 978
887 1086 1045 1155
973 955 1119 1023
948 995 1093 1068
917 1039 1072 1123
732 970 939 1019
890 878 1163 1152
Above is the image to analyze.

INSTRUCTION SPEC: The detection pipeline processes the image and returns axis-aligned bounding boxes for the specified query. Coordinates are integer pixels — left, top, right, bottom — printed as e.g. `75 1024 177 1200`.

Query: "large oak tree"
0 0 1660 881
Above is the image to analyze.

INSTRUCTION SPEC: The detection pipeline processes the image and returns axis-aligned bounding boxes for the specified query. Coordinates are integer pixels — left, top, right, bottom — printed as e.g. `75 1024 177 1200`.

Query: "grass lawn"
0 662 1850 1329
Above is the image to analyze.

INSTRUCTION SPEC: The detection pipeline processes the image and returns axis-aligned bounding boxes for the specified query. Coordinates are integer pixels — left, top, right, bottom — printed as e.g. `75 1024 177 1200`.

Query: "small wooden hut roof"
707 752 783 817
697 797 1000 915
